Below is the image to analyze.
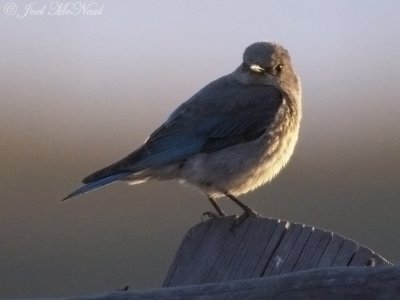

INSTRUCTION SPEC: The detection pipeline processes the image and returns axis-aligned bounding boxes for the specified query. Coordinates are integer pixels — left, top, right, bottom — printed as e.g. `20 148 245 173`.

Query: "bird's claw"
202 211 223 219
229 209 259 232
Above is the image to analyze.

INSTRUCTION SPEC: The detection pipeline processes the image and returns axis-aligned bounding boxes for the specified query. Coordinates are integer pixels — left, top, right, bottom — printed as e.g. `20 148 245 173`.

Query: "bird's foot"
202 211 226 219
229 209 259 232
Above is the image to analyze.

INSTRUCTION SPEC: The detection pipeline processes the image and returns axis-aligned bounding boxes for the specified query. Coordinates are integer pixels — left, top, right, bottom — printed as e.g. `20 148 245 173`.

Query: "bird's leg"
221 191 259 230
202 195 226 218
222 191 258 218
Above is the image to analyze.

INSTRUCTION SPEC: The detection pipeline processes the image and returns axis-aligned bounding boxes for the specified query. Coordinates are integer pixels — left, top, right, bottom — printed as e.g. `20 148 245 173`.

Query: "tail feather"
62 172 131 201
82 147 145 184
82 164 124 184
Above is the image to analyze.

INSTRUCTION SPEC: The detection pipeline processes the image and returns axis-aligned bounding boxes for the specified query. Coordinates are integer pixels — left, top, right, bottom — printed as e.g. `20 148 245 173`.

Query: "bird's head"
234 42 301 100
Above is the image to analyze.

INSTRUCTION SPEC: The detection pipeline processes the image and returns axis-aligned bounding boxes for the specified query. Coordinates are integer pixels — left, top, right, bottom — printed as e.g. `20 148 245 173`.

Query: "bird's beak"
249 64 265 73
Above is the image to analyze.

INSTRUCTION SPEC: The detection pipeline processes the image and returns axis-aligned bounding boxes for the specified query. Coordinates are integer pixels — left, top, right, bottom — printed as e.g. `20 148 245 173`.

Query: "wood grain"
163 216 391 287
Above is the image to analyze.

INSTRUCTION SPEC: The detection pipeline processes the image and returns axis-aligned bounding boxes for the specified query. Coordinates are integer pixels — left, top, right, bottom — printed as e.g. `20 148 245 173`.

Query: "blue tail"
62 172 131 201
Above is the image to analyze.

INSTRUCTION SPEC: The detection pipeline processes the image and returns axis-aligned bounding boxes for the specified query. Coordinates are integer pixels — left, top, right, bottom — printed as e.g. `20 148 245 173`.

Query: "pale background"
1 0 399 298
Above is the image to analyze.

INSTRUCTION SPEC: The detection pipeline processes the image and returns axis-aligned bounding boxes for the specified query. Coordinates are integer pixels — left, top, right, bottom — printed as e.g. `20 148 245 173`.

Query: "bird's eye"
275 64 284 72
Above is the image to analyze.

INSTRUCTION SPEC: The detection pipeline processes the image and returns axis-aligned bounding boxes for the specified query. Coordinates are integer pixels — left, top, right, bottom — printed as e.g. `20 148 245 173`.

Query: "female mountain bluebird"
63 41 302 218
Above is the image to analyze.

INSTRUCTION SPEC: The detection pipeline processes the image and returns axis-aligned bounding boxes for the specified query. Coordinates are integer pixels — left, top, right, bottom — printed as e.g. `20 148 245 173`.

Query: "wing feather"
82 81 283 184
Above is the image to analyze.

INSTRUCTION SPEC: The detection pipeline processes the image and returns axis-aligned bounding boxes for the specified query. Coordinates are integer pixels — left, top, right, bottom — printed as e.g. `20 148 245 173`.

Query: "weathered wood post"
29 215 398 299
163 216 390 287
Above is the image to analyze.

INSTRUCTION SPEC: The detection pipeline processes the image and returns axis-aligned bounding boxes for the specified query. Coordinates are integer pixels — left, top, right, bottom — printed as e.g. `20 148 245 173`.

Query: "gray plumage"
63 41 302 217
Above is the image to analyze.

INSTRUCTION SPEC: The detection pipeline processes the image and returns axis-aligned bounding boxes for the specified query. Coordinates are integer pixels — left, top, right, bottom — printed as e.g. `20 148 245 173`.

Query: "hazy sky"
1 1 399 298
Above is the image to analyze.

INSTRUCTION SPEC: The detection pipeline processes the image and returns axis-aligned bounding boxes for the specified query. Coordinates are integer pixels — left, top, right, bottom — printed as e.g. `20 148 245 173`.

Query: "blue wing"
64 80 284 200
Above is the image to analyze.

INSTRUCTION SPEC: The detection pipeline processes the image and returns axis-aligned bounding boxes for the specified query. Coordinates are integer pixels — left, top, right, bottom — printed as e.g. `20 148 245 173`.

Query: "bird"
63 41 302 219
